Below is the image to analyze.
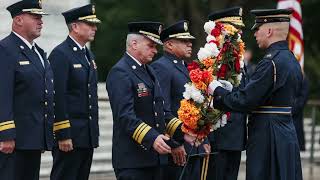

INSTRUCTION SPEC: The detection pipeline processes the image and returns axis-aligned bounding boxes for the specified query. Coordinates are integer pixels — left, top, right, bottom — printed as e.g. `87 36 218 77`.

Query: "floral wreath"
178 20 245 139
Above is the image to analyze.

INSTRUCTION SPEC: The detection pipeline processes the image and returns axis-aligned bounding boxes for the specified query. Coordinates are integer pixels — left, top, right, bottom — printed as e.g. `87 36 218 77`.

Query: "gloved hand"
218 80 233 92
208 80 222 95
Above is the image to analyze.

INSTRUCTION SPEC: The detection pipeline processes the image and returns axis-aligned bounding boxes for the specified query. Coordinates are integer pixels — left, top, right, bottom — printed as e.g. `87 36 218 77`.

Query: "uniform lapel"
10 33 45 76
66 37 90 69
164 53 190 80
124 54 153 88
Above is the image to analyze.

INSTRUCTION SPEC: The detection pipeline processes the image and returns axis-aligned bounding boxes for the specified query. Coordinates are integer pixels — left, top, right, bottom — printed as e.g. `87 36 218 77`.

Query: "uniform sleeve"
292 76 309 116
106 67 160 150
49 49 71 140
151 63 184 142
151 62 173 112
214 59 275 112
0 47 16 141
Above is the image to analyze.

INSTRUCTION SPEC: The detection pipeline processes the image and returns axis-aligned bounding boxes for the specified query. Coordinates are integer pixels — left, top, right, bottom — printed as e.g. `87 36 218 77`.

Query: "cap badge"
92 5 96 14
158 25 162 35
184 22 188 31
39 0 42 8
239 8 243 16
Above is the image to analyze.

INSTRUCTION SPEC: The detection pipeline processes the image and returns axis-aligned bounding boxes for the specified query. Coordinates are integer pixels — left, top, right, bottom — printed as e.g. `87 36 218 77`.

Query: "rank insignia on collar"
20 45 24 50
132 65 136 69
173 60 178 64
73 47 78 51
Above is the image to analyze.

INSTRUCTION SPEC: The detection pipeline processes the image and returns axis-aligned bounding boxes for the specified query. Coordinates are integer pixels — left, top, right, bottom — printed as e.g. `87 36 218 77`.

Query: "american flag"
277 0 304 68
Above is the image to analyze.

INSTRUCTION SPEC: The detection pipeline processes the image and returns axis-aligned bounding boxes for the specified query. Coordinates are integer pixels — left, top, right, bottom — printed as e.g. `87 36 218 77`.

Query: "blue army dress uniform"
0 1 54 180
107 22 184 180
151 20 208 180
212 9 303 180
49 4 100 180
206 7 248 180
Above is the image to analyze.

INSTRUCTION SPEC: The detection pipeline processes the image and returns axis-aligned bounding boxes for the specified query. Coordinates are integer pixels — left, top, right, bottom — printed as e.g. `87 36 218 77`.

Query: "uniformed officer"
0 1 54 179
208 9 303 180
205 7 248 180
151 20 211 180
48 4 100 180
106 21 189 180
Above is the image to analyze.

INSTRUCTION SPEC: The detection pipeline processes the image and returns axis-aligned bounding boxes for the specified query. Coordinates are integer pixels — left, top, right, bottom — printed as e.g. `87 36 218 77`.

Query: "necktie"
32 46 44 67
82 48 90 65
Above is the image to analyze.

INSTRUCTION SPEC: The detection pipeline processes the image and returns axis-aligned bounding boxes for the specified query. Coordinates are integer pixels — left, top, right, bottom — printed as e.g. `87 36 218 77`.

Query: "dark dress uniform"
213 39 303 179
206 7 247 180
49 4 101 180
0 1 53 180
107 22 184 180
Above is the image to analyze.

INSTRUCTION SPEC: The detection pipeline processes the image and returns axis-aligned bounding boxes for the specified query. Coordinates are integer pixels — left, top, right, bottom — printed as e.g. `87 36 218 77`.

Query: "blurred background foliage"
91 0 319 99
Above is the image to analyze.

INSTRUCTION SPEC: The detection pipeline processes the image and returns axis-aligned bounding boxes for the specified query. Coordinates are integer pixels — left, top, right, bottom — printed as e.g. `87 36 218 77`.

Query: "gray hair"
126 33 144 50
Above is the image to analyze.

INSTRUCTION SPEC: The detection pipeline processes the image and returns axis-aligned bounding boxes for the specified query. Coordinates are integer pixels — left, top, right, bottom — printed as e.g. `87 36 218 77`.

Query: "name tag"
19 61 30 65
73 64 82 68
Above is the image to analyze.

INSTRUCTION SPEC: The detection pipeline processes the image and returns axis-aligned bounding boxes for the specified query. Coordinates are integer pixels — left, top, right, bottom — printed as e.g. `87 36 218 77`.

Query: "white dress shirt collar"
12 31 35 49
126 52 142 66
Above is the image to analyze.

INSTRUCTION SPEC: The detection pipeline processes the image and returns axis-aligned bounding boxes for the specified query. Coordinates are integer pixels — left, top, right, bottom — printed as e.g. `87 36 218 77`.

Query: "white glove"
218 80 233 92
208 80 222 95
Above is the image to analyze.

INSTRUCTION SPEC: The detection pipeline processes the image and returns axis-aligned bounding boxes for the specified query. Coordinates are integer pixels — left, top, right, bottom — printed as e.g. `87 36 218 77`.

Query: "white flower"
206 35 216 43
204 21 216 35
240 59 244 68
237 73 242 82
237 33 242 42
221 114 228 127
183 83 205 104
204 43 220 57
197 47 212 61
213 120 221 130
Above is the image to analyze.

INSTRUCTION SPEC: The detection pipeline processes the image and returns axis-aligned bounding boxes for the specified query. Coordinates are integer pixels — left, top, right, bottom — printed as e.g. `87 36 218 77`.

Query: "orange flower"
178 100 201 131
223 24 238 35
202 58 214 68
194 81 207 91
238 41 245 56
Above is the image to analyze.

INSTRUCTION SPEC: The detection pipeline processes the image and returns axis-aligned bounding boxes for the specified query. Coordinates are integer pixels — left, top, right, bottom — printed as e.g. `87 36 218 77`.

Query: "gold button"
154 112 158 116
156 124 159 127
45 102 48 106
53 90 56 94
89 95 91 98
89 116 92 120
89 105 92 109
88 84 90 88
45 114 48 118
45 90 48 94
